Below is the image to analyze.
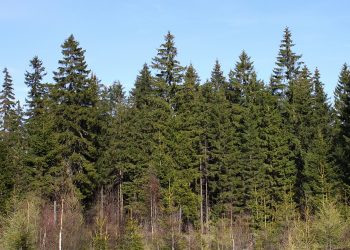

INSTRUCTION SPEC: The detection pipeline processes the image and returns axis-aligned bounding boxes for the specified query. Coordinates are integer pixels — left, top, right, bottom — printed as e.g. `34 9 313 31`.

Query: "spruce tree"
334 63 350 193
0 68 16 132
303 68 333 207
24 56 47 117
51 35 100 203
288 66 317 211
173 64 202 225
151 31 185 103
210 59 226 91
130 63 153 109
334 64 350 123
270 27 303 98
201 61 240 219
0 69 25 211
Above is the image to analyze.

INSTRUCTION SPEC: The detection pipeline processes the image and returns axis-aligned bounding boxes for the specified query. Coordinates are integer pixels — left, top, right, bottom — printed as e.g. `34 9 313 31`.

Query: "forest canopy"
0 28 350 249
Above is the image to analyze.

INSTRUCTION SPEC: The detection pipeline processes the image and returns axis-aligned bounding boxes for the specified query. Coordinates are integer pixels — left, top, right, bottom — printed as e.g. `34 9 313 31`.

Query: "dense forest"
0 28 350 249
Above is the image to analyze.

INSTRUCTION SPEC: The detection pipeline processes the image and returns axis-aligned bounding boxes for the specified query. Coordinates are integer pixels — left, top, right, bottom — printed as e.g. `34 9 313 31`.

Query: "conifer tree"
201 61 239 219
227 51 255 104
249 87 296 228
231 54 264 213
334 64 350 192
270 27 302 98
303 68 334 207
0 69 25 211
0 68 16 132
334 64 350 123
288 66 318 211
151 31 185 103
24 56 47 117
173 64 202 225
130 64 153 109
51 35 100 203
210 60 226 91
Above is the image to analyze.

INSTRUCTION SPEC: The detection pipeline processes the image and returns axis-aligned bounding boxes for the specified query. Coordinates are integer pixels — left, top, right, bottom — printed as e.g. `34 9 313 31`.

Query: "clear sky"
1 0 350 104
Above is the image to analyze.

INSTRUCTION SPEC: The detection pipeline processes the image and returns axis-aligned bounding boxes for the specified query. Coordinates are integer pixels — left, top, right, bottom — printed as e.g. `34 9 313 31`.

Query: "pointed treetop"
210 59 226 90
53 35 91 93
1 68 17 131
131 63 153 109
334 63 350 115
1 68 16 110
271 27 303 96
184 63 200 88
233 50 255 86
151 31 185 87
25 56 46 115
313 68 326 97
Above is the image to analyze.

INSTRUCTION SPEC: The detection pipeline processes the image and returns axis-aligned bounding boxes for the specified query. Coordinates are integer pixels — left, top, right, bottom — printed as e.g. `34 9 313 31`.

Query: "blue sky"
1 0 350 104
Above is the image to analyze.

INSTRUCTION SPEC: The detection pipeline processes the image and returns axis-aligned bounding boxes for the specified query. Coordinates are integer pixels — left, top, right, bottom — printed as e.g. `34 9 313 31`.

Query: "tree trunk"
59 199 64 250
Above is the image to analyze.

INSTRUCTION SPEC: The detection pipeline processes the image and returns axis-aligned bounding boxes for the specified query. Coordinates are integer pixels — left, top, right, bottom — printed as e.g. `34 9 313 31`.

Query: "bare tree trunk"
42 228 46 250
101 186 104 218
205 174 209 233
172 223 175 250
119 169 123 224
230 206 234 250
204 140 209 234
59 199 64 250
54 200 57 226
27 201 30 232
151 193 154 239
200 159 204 235
178 206 182 233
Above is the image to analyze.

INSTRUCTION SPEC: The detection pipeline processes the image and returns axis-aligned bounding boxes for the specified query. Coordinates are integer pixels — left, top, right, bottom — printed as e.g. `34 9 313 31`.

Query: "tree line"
0 28 350 249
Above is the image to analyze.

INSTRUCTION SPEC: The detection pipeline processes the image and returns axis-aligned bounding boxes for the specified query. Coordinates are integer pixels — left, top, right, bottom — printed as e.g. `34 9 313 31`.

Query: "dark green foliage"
173 64 202 224
151 31 185 103
51 35 100 203
0 69 26 212
130 63 153 109
1 29 350 249
24 56 47 117
334 64 350 193
0 68 17 132
270 27 302 98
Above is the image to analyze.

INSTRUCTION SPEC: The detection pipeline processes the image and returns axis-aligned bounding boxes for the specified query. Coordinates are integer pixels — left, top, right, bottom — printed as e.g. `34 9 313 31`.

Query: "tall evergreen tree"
130 63 153 109
334 64 350 122
270 27 303 98
51 35 100 203
333 63 350 194
201 61 240 220
0 68 16 132
287 66 317 211
227 51 260 104
173 64 202 225
151 31 185 102
0 69 26 211
303 68 334 207
24 56 47 117
210 60 226 91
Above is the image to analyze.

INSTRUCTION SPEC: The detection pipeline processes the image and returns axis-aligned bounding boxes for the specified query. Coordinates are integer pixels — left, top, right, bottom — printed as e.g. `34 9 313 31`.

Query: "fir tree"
51 34 100 203
173 64 202 224
130 63 153 109
151 31 185 102
24 56 47 117
270 27 303 98
0 69 26 211
210 60 226 91
334 64 350 122
334 63 350 193
0 68 16 132
302 68 333 209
